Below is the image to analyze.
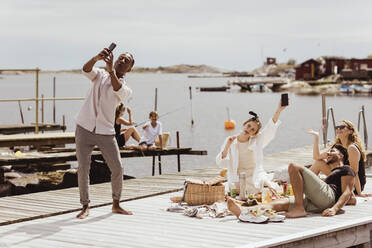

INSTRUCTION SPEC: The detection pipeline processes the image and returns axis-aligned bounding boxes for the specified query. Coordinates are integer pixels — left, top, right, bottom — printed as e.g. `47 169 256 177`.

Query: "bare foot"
285 207 307 218
112 201 133 215
227 197 241 217
76 205 89 219
112 205 133 215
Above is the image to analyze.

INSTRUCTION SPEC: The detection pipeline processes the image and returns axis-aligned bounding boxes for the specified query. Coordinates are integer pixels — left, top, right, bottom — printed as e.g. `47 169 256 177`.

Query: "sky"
1 0 372 71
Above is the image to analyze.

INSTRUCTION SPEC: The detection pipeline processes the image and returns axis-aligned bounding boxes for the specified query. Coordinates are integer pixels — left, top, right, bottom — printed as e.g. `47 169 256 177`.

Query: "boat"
352 84 372 94
339 84 353 94
198 86 230 92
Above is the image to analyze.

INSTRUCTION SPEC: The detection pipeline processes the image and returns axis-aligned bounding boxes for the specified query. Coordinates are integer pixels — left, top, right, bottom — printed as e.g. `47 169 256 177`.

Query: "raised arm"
104 52 122 91
272 98 288 124
83 49 109 73
322 175 354 216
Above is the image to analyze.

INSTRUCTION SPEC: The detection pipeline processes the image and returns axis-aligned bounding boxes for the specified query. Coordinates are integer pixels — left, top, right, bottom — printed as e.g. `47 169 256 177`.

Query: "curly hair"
334 120 366 161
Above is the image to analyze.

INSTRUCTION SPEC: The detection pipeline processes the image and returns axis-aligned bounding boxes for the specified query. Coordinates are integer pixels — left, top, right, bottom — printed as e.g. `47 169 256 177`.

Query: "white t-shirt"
75 67 132 135
140 121 163 145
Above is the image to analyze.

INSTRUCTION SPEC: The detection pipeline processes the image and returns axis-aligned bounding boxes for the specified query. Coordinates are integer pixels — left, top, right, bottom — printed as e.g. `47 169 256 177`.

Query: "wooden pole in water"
18 100 24 124
35 68 40 134
322 95 327 148
41 94 44 124
62 115 66 133
189 86 194 126
53 76 56 123
176 131 181 172
154 88 158 111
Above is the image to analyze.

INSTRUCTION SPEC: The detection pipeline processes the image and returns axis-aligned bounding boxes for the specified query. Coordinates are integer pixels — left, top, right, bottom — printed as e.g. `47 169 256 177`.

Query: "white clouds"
0 0 371 70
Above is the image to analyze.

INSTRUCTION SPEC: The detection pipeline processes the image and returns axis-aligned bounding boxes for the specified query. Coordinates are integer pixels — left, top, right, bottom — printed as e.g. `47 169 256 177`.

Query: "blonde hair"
149 110 159 118
115 102 125 120
334 120 366 161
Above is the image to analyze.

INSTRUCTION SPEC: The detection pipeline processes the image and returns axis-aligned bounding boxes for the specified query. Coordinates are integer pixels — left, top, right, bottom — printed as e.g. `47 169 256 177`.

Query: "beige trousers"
75 125 123 205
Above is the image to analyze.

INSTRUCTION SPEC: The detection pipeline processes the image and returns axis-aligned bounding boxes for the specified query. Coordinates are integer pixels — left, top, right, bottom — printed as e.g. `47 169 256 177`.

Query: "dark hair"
243 111 262 134
332 144 348 164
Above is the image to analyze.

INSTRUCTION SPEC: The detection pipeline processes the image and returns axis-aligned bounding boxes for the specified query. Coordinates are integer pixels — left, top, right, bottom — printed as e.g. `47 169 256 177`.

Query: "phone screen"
108 43 116 52
281 93 289 106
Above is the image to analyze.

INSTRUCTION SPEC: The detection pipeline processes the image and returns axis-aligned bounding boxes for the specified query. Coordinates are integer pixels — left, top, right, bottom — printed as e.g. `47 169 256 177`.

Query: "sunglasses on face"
335 125 347 130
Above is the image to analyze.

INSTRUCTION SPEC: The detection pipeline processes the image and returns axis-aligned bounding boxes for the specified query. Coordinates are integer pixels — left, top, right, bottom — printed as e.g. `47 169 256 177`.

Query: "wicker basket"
184 183 225 206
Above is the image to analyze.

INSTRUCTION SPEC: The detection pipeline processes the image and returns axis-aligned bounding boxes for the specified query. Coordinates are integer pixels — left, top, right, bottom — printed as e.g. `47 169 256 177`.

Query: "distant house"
295 59 320 80
322 56 346 75
266 57 276 65
341 58 372 80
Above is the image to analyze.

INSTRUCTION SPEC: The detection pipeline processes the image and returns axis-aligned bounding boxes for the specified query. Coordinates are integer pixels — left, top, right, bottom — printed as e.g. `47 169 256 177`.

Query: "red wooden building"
295 59 320 80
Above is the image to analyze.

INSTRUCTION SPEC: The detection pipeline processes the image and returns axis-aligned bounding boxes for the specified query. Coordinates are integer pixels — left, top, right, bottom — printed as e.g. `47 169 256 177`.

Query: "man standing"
75 46 135 219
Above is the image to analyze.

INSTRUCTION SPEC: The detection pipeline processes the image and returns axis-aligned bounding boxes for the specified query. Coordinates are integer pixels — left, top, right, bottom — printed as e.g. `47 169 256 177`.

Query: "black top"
345 144 366 192
114 122 125 147
325 166 355 201
114 122 121 137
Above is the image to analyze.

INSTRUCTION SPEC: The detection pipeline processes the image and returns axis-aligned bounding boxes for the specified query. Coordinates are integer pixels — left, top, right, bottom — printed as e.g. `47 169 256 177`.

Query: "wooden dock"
229 80 287 92
0 146 371 247
0 132 75 148
0 123 66 135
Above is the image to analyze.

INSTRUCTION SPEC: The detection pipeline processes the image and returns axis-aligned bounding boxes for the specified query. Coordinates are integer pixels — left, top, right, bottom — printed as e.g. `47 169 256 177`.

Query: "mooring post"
321 95 327 148
62 115 66 133
176 131 181 172
41 94 44 125
154 88 158 111
35 68 40 134
53 76 56 123
18 100 24 124
158 154 162 175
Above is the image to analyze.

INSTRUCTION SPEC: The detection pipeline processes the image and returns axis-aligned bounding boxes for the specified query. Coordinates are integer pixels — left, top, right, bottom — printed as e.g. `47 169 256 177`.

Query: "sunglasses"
335 125 347 130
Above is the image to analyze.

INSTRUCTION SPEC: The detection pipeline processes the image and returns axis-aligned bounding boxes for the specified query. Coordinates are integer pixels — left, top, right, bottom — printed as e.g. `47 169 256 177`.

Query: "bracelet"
108 70 115 74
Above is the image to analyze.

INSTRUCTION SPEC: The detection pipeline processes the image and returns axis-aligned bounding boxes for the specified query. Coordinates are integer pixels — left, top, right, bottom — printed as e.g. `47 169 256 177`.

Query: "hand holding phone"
281 93 289 106
108 42 116 52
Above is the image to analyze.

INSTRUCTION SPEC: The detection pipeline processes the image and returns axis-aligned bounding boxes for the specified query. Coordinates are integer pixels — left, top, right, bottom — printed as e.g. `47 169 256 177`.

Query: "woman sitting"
308 120 370 197
216 97 287 195
114 103 140 148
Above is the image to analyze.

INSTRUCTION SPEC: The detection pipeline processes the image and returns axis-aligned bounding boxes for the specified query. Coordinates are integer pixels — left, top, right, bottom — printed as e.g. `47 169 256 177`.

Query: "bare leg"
309 160 331 176
227 197 290 219
285 163 307 218
76 205 89 219
112 200 133 215
124 127 141 143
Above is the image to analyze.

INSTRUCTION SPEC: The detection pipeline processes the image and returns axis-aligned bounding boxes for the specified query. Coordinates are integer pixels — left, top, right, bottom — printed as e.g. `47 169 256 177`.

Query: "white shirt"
140 121 163 145
216 119 281 191
75 67 132 135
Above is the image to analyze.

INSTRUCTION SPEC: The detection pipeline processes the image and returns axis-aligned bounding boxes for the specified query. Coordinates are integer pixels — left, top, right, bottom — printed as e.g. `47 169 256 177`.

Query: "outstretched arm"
221 136 236 159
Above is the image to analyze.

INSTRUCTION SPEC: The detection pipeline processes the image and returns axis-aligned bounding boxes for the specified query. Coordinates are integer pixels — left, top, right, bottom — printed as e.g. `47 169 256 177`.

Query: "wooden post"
158 154 162 175
41 94 44 124
154 88 158 111
189 86 194 126
35 68 40 134
152 156 155 176
321 95 327 148
176 131 181 172
62 115 66 133
53 76 56 123
18 100 24 124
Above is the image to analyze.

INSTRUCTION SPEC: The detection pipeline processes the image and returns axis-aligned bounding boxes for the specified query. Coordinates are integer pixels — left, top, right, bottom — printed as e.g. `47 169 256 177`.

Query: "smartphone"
281 93 289 106
108 42 116 52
